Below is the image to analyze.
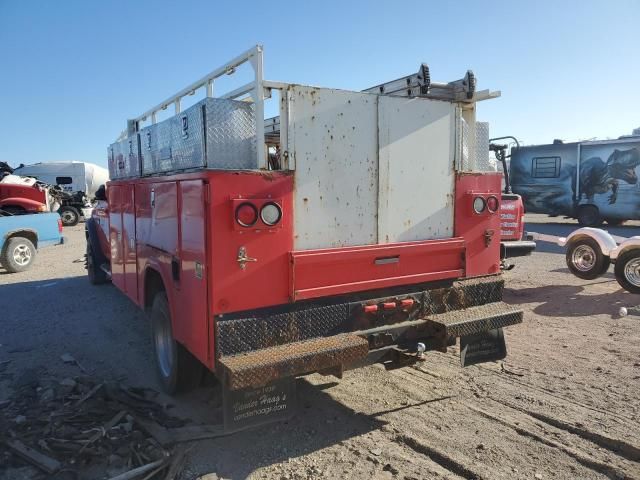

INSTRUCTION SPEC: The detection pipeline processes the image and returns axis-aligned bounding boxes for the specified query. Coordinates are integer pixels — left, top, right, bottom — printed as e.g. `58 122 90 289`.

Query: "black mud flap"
223 377 296 433
460 328 507 367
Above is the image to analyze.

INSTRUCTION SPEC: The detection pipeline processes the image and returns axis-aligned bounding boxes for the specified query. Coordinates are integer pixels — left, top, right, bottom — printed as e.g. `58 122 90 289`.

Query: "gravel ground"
1 215 639 479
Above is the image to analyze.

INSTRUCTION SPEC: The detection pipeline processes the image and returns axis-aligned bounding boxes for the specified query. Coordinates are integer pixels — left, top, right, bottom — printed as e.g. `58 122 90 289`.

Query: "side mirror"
95 184 107 201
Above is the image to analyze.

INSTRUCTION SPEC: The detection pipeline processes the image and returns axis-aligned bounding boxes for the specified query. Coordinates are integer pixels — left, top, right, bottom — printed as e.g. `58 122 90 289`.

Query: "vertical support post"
250 46 266 170
206 80 214 98
575 143 582 201
151 112 157 125
280 88 291 170
461 104 476 171
174 99 182 115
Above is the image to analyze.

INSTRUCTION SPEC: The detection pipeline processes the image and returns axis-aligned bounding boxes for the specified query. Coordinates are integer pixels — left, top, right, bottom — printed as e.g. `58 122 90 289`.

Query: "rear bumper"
216 277 523 390
501 240 536 259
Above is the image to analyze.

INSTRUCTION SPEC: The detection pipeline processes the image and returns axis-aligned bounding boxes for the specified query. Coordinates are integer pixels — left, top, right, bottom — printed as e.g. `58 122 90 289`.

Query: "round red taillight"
235 202 258 227
487 195 499 213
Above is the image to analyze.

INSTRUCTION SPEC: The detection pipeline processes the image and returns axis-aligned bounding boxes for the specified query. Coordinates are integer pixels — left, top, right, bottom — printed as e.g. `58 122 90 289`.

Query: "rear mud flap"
460 327 507 367
223 377 296 433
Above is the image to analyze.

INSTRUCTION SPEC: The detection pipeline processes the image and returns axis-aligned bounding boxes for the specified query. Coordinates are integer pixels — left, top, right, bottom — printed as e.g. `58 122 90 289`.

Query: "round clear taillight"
487 195 499 213
473 196 486 214
235 202 258 227
260 202 282 226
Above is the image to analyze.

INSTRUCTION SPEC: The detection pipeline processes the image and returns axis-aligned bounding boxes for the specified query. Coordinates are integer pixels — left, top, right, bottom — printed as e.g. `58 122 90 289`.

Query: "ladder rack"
263 63 500 139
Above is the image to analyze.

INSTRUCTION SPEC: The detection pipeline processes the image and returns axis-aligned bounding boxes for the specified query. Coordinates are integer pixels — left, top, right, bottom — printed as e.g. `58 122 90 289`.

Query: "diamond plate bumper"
219 334 369 390
424 301 523 338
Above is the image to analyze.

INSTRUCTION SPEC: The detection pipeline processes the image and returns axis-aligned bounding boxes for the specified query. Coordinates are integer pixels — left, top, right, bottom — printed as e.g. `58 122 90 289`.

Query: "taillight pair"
235 202 282 228
473 195 499 214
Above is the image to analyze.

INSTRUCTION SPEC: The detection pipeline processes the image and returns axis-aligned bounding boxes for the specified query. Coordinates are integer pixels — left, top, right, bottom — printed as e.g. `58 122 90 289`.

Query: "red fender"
0 197 46 212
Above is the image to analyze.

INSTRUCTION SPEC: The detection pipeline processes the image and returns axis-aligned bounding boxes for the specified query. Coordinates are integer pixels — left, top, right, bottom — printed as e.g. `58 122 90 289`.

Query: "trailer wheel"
577 206 602 227
614 249 640 294
565 237 609 280
86 242 108 285
1 237 36 273
150 293 203 394
59 206 80 226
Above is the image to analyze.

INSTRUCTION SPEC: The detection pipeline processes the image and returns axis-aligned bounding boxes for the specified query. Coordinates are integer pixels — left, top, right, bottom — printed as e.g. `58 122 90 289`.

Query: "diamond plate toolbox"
137 97 257 175
108 135 141 179
204 97 257 170
140 101 206 175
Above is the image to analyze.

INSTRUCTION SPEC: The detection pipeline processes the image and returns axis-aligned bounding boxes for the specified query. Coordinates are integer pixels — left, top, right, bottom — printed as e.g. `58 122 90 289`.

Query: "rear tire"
59 206 80 226
565 237 609 280
86 242 109 285
1 237 36 273
577 205 602 227
614 249 640 294
150 293 203 394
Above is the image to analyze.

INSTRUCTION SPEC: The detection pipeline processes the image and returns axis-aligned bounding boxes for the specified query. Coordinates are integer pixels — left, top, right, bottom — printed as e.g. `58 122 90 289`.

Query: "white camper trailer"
13 161 109 198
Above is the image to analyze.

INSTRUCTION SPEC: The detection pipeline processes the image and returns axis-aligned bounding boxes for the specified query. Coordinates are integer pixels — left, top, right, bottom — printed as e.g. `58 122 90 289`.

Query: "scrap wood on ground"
0 373 195 479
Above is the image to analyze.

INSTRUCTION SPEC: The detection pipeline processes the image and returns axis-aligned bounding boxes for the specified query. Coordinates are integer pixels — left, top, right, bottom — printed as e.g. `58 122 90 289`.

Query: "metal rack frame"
128 45 267 170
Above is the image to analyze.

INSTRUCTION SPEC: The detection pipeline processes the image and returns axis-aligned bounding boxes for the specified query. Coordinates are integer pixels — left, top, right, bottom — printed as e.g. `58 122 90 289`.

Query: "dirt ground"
1 214 639 480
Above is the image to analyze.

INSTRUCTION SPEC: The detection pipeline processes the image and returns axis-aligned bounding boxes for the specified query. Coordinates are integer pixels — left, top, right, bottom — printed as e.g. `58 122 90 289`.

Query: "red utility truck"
87 46 524 431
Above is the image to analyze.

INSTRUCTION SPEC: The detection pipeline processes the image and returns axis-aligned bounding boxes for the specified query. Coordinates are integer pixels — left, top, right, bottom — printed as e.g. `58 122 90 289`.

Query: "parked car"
0 212 65 272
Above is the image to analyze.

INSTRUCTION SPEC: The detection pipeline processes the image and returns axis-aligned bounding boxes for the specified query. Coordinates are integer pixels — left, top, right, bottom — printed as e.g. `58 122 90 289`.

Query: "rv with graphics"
509 136 640 226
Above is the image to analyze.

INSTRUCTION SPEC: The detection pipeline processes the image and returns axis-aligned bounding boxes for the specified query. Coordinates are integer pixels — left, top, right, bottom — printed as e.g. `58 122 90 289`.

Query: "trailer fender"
558 227 617 256
610 237 640 261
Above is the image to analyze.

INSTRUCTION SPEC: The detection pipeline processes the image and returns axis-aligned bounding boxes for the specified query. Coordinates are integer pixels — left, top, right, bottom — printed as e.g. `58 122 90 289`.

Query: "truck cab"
490 139 536 265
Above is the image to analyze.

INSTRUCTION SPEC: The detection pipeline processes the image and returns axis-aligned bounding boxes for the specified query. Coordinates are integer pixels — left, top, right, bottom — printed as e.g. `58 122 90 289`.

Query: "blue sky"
1 0 638 168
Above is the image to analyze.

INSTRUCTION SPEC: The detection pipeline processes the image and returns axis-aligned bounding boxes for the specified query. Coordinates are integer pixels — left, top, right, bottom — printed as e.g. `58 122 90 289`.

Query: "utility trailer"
86 45 524 431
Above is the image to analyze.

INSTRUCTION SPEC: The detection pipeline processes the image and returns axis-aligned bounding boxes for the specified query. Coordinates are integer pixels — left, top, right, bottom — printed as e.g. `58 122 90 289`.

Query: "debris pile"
0 373 191 479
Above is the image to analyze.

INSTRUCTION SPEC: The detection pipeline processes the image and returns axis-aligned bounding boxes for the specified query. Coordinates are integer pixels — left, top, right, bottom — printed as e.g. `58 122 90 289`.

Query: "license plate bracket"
460 327 507 367
223 377 296 433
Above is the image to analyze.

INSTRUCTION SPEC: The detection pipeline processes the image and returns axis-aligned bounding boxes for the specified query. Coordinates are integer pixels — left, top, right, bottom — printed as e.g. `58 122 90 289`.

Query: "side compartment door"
122 184 138 302
108 185 125 291
175 180 209 365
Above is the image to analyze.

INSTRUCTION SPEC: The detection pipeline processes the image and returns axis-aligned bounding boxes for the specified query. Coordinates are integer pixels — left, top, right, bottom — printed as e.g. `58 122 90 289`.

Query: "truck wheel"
150 293 203 394
59 206 80 226
577 206 602 227
565 237 609 280
614 249 640 294
86 243 108 285
606 218 626 226
1 237 36 273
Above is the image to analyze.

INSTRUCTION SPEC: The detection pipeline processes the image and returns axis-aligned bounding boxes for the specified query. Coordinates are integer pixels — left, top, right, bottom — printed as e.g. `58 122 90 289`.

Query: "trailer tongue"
87 45 523 431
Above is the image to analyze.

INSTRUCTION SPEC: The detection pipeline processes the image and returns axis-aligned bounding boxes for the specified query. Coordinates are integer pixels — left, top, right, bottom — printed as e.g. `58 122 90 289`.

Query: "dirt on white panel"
288 86 379 250
377 96 455 243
